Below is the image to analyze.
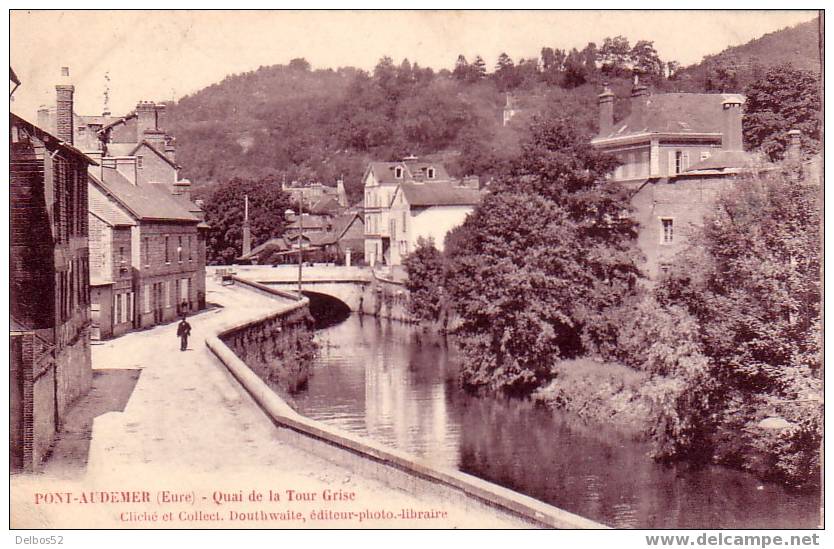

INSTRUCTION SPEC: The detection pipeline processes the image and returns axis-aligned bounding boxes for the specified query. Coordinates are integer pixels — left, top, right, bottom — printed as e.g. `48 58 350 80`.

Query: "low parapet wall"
206 280 606 529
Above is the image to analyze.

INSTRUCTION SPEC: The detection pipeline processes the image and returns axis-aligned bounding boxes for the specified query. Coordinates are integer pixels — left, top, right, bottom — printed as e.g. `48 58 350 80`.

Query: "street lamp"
285 197 304 297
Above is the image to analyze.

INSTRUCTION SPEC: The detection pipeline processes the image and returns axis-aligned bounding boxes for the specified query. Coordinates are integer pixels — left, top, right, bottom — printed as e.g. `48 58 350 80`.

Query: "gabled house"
88 162 206 335
10 68 96 471
388 182 482 266
590 79 758 278
362 157 459 266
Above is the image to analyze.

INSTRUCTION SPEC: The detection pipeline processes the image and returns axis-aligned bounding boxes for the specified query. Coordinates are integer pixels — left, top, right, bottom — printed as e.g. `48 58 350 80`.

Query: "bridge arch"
263 280 369 313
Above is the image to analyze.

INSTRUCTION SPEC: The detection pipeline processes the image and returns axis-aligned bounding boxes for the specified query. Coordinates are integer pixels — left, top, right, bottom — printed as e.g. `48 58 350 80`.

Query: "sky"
10 10 819 121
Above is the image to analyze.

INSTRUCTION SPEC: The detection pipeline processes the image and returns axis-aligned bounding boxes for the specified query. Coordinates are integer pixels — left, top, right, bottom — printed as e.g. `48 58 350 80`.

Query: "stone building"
590 80 756 278
10 70 96 471
88 165 206 334
40 91 209 336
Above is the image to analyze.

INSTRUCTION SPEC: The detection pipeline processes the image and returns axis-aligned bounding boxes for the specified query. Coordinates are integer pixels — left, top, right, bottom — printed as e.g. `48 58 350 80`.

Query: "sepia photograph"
7 7 824 537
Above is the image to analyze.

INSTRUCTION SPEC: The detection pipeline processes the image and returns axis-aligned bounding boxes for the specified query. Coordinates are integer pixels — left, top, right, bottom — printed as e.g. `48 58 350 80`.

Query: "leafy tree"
655 169 822 486
743 64 821 161
630 40 664 79
704 55 741 92
562 49 587 88
202 178 292 264
288 57 311 71
598 35 632 75
403 237 446 323
444 111 640 393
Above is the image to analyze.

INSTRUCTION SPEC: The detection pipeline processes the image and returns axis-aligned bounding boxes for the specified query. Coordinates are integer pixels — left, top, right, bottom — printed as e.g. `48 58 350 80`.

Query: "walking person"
177 316 191 351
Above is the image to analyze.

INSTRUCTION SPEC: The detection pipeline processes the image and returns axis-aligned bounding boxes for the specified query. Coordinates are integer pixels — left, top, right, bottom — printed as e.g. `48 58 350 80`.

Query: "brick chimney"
721 95 744 151
786 129 802 163
598 83 615 136
55 67 74 145
136 101 157 136
37 105 51 132
630 74 649 132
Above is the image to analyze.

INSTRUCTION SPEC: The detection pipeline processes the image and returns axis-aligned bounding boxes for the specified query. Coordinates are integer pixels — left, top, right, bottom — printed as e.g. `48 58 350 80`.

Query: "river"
290 314 820 529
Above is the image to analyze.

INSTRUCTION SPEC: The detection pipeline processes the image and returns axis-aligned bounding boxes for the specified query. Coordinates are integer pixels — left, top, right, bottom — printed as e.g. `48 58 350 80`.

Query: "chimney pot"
721 96 744 151
598 83 615 136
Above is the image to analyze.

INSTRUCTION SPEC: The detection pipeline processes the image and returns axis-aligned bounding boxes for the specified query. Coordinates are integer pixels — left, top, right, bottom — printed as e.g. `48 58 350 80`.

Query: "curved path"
11 277 528 529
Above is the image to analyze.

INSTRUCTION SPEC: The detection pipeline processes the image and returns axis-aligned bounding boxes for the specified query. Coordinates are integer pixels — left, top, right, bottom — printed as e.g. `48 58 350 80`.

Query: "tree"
288 57 311 71
630 40 664 80
598 35 631 75
403 237 446 323
444 111 641 394
655 170 822 486
453 54 470 81
470 55 487 82
562 48 587 89
704 55 741 93
494 52 519 91
743 64 821 161
202 178 292 265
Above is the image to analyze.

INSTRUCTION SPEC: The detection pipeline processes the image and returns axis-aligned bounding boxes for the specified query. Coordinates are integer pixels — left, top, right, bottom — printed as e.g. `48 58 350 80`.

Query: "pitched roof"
286 214 329 230
398 182 482 207
88 184 136 227
684 150 758 173
367 160 451 185
598 93 745 140
310 196 343 215
89 167 198 223
11 113 98 164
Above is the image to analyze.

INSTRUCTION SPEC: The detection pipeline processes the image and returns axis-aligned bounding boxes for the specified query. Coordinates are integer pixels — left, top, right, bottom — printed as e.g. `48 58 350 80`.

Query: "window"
144 237 150 266
188 236 193 261
143 285 151 314
672 150 690 174
127 292 134 321
115 294 122 324
137 156 143 169
390 219 396 238
165 236 170 263
401 211 406 231
121 293 128 323
427 167 435 179
164 281 171 308
178 236 183 262
394 166 403 179
660 218 674 244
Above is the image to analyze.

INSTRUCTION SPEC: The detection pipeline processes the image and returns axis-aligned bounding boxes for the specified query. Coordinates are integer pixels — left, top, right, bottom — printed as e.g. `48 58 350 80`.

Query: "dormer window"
137 155 144 169
394 166 403 179
427 168 435 179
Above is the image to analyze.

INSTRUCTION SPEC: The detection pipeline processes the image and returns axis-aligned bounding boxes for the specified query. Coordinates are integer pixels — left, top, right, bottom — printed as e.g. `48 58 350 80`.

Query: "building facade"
89 165 206 334
10 72 95 471
363 158 463 266
40 94 209 337
590 80 754 278
388 182 482 266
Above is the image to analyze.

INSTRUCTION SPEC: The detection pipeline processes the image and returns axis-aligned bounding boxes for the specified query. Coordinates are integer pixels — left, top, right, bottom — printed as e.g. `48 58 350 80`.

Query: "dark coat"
177 320 191 338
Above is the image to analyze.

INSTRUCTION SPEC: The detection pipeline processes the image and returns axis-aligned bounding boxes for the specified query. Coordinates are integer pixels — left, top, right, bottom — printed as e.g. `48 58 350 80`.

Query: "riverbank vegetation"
403 110 821 490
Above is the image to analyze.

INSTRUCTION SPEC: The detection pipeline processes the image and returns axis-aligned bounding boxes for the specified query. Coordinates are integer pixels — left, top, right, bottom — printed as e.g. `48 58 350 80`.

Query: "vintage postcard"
8 9 824 537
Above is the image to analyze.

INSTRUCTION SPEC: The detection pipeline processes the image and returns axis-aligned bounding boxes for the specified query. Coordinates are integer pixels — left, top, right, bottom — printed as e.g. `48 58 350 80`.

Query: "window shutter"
668 151 676 176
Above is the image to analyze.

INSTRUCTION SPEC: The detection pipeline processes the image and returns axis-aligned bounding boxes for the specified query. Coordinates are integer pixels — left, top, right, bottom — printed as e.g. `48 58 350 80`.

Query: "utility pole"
242 195 251 257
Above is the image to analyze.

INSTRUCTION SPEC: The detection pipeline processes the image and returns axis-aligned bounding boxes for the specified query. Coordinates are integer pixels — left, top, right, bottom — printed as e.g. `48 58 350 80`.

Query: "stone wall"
220 280 316 395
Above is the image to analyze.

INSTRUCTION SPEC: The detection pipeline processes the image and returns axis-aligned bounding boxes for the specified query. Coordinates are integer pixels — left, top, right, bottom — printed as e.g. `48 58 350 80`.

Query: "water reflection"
293 315 820 529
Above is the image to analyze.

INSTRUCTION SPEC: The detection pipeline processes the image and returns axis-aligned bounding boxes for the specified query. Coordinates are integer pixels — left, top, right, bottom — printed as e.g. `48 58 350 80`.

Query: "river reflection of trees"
296 315 820 529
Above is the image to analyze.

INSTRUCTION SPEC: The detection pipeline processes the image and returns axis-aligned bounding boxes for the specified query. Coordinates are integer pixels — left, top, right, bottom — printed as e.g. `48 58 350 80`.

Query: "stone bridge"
214 265 374 312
